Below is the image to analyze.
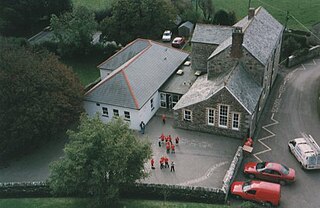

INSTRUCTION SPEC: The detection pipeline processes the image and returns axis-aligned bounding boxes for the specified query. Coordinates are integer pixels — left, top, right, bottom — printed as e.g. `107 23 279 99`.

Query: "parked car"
288 134 320 170
171 37 185 48
244 162 295 185
231 180 281 207
162 30 172 42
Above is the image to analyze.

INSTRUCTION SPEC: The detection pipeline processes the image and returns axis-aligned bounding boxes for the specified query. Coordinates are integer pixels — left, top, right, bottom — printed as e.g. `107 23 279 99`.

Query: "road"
237 58 320 208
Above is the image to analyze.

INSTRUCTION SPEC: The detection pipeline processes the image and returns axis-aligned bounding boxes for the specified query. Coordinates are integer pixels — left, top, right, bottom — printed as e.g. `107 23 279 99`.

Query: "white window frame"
102 107 108 117
232 112 240 130
183 109 192 122
150 98 154 111
160 92 166 108
124 111 130 121
219 105 229 128
113 109 119 117
207 108 215 126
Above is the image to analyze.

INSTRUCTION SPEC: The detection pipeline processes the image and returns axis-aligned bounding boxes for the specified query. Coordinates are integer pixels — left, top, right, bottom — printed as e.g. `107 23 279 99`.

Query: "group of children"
150 156 175 172
158 133 179 154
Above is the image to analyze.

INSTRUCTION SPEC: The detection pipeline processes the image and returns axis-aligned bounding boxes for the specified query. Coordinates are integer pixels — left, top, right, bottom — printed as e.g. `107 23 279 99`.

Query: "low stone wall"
122 183 225 204
0 181 225 204
0 182 51 198
221 146 243 201
287 45 320 67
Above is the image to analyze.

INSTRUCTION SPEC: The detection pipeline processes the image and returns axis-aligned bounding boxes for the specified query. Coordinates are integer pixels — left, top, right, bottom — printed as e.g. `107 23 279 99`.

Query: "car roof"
251 180 280 191
164 30 171 33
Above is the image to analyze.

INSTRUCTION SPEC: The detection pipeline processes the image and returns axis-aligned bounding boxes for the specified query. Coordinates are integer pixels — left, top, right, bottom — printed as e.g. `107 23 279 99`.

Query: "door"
168 94 173 109
160 92 166 108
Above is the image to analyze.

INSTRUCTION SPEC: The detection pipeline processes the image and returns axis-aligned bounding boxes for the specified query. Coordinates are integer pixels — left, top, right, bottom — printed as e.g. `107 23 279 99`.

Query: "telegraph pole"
284 11 290 30
248 0 252 10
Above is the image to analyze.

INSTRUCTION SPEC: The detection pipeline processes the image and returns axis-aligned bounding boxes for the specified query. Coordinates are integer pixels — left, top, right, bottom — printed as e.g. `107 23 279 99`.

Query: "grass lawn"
61 57 101 86
0 198 234 208
72 0 113 10
209 0 320 30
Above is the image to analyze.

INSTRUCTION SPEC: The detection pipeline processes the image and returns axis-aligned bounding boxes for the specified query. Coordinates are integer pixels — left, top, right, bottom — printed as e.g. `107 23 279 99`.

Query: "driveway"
235 58 320 208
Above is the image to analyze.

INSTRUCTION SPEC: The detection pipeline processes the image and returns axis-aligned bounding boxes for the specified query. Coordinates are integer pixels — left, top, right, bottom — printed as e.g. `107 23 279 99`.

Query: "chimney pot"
248 8 255 20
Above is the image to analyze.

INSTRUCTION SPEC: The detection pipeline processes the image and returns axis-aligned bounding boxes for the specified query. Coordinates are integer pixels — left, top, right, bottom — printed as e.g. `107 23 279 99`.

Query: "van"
230 180 281 206
288 134 320 170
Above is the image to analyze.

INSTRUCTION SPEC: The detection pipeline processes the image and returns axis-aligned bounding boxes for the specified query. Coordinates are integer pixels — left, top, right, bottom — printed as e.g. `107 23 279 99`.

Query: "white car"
162 30 172 42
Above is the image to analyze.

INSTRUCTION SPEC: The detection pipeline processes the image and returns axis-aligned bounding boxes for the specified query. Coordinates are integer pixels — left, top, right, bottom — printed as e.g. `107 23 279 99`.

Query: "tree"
100 0 177 45
49 115 152 207
0 0 72 37
213 9 236 26
197 0 214 23
0 38 83 161
51 6 98 57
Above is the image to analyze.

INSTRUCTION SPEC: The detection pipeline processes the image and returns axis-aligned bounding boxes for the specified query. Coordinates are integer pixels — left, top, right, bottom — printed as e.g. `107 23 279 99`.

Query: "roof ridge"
121 70 139 109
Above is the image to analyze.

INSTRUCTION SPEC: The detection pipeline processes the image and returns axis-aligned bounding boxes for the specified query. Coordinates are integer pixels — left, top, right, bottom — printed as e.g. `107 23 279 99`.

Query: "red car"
231 180 281 207
244 162 295 185
171 37 185 48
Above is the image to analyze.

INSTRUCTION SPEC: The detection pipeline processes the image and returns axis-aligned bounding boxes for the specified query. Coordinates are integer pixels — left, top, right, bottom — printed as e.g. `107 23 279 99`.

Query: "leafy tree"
100 0 177 45
51 6 98 57
49 115 152 207
0 38 83 161
281 36 301 58
213 9 237 26
197 0 214 23
0 0 72 37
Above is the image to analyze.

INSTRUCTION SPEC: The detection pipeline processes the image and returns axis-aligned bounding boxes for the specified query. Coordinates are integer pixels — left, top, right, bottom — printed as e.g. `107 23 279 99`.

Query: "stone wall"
287 45 320 68
173 88 250 139
207 47 265 86
0 181 226 204
123 183 225 204
191 42 218 73
221 146 243 201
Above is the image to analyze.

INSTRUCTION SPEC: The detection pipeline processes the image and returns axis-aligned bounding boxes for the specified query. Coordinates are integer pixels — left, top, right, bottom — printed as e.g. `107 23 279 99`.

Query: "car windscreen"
280 164 290 175
256 162 266 170
242 181 252 192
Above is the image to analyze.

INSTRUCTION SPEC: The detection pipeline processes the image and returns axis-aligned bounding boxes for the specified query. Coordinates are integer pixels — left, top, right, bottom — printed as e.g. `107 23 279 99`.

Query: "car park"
162 30 172 42
171 37 185 48
244 162 295 185
230 180 281 207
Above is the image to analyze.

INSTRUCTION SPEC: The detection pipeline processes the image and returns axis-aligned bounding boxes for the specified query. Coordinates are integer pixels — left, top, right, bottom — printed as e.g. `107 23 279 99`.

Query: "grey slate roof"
85 39 189 109
209 7 283 65
191 24 233 45
98 40 149 71
173 62 262 115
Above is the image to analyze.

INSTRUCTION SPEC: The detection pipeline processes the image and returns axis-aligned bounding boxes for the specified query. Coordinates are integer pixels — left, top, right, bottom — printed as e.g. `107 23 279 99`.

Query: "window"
96 103 100 106
172 95 180 107
113 109 119 117
232 113 240 130
207 108 215 125
150 98 154 111
102 107 108 117
183 109 192 121
219 105 228 128
124 111 130 121
160 93 166 108
246 190 256 195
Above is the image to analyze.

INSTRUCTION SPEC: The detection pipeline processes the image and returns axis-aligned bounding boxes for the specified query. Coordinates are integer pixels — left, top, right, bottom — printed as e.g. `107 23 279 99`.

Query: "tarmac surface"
0 111 241 189
139 115 241 188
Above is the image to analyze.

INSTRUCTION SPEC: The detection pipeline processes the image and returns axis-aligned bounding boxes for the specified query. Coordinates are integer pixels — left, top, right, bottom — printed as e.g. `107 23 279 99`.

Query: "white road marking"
253 113 279 162
178 161 229 186
301 64 306 70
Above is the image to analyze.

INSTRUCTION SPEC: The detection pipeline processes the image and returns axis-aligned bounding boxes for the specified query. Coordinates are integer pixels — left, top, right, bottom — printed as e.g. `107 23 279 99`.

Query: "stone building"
173 7 284 138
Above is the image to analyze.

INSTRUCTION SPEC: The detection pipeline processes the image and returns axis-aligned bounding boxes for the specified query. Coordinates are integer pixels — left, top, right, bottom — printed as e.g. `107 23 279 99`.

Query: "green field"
0 198 234 208
72 0 320 30
72 0 113 10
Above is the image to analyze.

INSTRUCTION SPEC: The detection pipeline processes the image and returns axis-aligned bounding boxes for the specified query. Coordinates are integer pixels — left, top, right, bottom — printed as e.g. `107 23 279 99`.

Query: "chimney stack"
231 27 244 58
248 8 255 20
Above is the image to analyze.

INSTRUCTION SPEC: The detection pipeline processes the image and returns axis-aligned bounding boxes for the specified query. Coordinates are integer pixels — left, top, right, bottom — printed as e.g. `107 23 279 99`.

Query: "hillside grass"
213 0 320 30
72 0 113 10
0 198 234 208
